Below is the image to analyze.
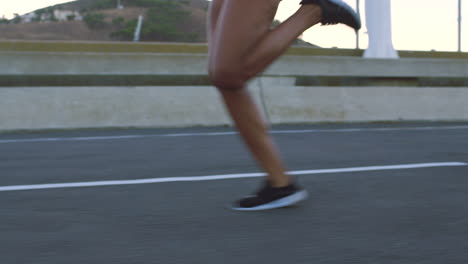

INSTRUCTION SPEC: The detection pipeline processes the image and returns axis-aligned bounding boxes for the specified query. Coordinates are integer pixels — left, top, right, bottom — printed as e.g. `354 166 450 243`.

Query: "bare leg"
244 6 322 79
219 89 290 186
208 0 321 187
208 1 322 83
206 0 223 50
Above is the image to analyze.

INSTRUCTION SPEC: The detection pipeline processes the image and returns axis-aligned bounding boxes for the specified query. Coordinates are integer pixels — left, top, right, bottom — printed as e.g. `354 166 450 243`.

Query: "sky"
1 0 467 52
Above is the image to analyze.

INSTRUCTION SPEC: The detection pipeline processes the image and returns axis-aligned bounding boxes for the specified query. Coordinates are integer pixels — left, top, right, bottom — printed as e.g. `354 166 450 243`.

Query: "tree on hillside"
85 0 191 10
84 13 107 28
111 0 198 42
12 14 22 24
90 0 115 10
141 2 194 41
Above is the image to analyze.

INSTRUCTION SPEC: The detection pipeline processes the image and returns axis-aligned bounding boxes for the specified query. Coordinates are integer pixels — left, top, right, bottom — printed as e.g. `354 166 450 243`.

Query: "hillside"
0 0 316 46
0 0 209 42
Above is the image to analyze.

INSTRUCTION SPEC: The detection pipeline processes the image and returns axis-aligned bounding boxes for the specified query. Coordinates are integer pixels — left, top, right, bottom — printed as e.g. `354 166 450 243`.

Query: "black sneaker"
231 181 308 211
301 0 362 30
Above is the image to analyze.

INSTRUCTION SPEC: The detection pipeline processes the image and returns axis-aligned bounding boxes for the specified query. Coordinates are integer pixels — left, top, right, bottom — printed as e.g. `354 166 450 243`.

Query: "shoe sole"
326 0 361 30
231 190 309 211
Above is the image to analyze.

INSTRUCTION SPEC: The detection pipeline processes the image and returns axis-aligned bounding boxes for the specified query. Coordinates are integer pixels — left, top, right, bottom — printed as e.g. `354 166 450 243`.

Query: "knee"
208 66 247 91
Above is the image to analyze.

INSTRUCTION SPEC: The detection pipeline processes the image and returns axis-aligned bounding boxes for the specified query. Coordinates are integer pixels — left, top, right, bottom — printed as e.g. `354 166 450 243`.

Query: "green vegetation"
34 10 46 21
33 7 58 22
112 16 125 26
271 19 281 28
85 0 190 10
142 4 195 41
4 0 205 42
110 19 138 39
89 0 115 10
131 0 189 7
12 14 22 24
84 13 107 29
111 0 198 42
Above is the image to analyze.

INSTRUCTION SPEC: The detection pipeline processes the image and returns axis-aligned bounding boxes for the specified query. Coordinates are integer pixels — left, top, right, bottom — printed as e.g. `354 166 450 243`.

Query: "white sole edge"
231 190 309 211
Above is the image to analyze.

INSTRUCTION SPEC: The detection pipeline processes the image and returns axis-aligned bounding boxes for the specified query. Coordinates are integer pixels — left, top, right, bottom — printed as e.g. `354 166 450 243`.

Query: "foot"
301 0 361 30
231 181 308 211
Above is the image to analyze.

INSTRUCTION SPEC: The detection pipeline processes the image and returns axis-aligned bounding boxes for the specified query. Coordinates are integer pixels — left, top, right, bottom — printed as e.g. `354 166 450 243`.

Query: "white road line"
1 125 468 144
0 135 150 144
0 162 466 192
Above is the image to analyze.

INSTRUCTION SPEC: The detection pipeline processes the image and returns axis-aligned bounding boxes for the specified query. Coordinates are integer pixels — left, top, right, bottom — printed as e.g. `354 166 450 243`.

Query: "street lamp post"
458 0 462 52
363 0 399 58
356 0 360 49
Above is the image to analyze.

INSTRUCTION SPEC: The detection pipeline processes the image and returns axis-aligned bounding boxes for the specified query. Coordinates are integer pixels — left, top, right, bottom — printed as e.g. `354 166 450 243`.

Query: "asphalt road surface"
1 122 467 264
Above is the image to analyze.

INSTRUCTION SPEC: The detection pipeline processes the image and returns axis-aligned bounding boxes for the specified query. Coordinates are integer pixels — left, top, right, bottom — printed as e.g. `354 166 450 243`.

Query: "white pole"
133 15 143 42
356 0 360 49
458 0 462 52
363 0 399 58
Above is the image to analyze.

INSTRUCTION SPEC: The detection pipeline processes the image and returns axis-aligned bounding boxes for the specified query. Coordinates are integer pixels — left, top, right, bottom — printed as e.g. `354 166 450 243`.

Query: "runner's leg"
208 1 322 86
207 0 321 187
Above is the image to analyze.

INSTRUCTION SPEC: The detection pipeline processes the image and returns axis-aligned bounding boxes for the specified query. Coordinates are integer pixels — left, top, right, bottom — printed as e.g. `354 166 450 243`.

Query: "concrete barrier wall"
260 78 468 123
2 80 467 131
1 41 468 132
0 86 230 130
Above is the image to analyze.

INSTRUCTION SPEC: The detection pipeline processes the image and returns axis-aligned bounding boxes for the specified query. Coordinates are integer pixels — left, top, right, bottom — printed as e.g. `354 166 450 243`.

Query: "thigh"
207 0 224 46
208 0 281 71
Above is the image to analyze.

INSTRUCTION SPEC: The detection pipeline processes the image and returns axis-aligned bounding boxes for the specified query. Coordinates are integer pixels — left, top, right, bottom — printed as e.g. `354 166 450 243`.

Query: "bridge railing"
1 41 467 132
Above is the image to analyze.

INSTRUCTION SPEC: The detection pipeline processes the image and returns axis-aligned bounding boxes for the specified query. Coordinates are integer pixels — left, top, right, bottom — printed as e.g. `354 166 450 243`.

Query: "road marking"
1 125 468 144
0 162 466 192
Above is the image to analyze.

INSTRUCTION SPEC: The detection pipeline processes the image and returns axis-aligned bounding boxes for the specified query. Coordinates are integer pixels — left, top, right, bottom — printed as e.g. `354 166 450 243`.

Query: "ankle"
269 176 293 188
